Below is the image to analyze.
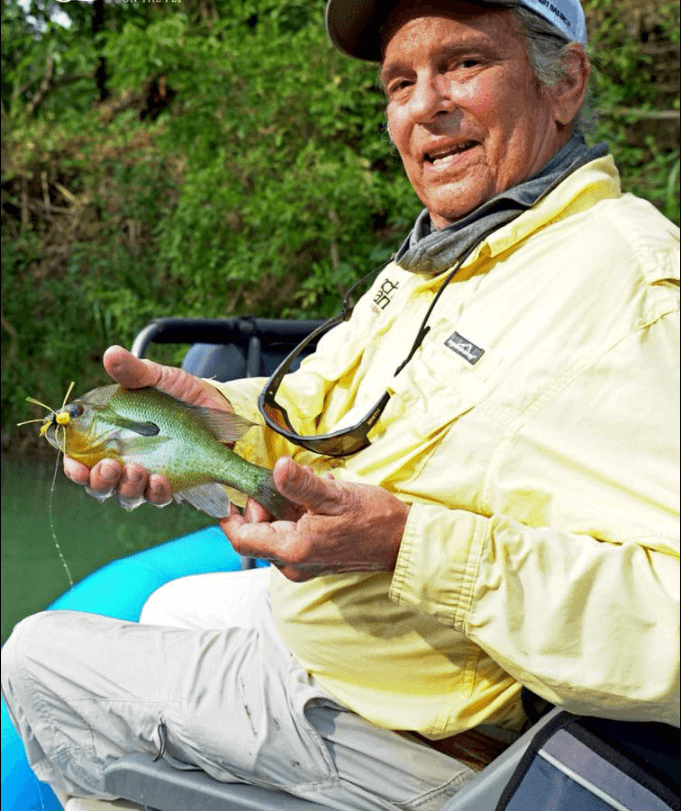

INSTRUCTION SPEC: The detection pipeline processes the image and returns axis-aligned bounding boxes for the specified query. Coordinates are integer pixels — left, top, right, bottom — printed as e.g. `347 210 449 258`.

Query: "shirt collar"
395 135 609 276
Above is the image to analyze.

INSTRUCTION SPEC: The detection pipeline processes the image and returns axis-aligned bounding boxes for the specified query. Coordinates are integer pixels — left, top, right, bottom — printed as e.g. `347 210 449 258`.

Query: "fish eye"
66 403 84 419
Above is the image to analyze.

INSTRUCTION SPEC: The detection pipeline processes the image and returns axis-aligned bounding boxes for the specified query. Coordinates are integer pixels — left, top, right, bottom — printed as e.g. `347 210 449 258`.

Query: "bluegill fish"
36 384 296 519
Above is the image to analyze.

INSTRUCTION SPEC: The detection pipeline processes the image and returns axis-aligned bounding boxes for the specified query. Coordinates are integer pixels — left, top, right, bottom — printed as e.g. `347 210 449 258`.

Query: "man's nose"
408 74 455 123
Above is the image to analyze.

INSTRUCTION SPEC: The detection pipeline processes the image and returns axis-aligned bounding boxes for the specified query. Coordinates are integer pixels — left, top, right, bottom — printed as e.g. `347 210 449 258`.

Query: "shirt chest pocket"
387 329 490 440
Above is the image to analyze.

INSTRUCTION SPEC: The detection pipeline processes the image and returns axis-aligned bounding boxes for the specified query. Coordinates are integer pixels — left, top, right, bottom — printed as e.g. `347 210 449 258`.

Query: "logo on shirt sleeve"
445 332 485 365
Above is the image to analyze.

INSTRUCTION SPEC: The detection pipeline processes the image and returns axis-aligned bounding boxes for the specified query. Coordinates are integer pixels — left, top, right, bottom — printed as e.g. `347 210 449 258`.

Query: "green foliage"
586 0 679 222
96 5 414 315
2 0 679 449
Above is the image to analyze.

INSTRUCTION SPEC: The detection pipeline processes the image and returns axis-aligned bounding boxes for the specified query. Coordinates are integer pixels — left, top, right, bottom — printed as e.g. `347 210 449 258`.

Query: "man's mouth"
424 141 477 164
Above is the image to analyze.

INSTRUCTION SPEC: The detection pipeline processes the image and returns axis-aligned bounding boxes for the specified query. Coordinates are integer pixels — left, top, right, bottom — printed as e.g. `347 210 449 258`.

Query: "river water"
1 455 211 643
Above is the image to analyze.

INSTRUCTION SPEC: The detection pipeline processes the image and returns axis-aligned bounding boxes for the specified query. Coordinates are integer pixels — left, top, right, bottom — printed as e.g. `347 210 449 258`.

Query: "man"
3 1 679 809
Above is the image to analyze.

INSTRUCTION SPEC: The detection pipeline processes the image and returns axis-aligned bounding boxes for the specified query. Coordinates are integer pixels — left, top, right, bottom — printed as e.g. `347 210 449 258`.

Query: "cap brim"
325 0 584 62
325 0 522 62
325 0 388 62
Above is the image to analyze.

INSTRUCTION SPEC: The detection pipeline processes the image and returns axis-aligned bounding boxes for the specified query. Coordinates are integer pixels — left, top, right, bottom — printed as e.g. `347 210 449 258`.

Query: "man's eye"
453 58 480 70
387 80 411 96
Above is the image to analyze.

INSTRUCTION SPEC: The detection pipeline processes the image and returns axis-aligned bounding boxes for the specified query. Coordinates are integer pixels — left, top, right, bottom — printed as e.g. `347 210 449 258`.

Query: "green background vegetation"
2 0 679 451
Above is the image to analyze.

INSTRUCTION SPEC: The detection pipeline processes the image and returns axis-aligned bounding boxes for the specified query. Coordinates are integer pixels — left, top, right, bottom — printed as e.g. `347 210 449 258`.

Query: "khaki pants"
2 568 473 811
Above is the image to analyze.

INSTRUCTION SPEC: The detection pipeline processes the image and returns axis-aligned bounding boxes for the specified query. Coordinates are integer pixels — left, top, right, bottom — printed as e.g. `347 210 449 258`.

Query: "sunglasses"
258 257 461 457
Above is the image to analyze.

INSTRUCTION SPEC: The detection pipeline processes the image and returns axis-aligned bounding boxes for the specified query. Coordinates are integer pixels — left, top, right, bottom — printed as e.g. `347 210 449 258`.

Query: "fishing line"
48 445 74 590
20 386 76 590
46 383 75 588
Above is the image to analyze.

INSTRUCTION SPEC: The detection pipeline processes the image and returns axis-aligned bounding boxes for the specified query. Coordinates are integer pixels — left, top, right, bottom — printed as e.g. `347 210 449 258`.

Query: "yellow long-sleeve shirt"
216 155 680 737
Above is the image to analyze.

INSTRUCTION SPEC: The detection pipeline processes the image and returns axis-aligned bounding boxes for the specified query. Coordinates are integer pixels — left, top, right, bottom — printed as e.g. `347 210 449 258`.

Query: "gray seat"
103 710 561 811
103 754 329 810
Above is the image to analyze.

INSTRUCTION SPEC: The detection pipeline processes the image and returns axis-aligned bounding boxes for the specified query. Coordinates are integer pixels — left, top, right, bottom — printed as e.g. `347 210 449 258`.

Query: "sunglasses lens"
262 397 369 456
300 428 371 457
263 401 292 431
328 434 368 456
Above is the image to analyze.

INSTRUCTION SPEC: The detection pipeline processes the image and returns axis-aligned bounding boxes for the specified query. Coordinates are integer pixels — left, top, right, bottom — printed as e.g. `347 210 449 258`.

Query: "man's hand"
221 456 409 581
63 345 230 509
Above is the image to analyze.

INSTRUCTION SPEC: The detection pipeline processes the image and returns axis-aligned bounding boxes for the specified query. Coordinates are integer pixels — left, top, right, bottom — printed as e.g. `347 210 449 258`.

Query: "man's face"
381 2 569 227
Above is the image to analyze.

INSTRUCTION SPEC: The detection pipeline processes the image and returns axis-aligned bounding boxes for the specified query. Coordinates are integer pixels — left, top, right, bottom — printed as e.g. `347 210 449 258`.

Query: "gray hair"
512 5 594 134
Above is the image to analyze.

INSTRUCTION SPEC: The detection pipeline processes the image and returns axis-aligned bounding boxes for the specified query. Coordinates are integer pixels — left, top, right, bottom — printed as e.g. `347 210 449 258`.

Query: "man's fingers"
225 519 293 563
220 499 279 559
146 474 173 507
103 346 160 389
65 455 172 508
103 345 230 410
242 497 273 523
63 456 90 486
117 463 148 500
89 459 123 492
69 458 121 503
273 457 342 513
222 518 338 583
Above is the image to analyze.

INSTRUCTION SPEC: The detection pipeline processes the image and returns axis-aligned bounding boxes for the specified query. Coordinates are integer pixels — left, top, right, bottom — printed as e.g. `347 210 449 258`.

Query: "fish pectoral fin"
173 483 232 518
109 416 160 436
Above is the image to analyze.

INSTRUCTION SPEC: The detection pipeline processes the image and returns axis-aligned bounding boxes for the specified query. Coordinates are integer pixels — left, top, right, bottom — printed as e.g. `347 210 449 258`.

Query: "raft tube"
1 526 249 811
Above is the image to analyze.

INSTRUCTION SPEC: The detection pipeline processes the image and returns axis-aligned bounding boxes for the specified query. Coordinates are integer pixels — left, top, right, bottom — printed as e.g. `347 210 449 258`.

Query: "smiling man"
380 0 585 225
3 2 679 810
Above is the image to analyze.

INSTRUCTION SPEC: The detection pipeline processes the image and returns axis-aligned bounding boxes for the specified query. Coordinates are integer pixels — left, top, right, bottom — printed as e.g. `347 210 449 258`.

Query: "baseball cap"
325 0 587 62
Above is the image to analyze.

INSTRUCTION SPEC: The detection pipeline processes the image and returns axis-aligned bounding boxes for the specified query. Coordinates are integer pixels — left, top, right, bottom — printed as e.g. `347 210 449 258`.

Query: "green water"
1 455 212 643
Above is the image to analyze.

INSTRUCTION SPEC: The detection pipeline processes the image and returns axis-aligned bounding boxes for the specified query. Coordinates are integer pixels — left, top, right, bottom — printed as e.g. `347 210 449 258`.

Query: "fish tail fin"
255 472 300 521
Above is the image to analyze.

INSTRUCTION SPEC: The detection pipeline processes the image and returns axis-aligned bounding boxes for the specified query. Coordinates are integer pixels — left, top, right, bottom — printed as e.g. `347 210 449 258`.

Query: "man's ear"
552 45 591 128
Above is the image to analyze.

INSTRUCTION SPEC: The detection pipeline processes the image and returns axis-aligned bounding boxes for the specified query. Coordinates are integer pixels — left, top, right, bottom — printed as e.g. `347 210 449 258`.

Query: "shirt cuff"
389 501 490 634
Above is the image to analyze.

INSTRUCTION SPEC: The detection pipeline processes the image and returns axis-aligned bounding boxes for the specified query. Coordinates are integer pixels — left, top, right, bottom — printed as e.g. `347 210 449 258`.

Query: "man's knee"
139 569 270 628
2 612 57 712
139 580 182 625
3 611 53 668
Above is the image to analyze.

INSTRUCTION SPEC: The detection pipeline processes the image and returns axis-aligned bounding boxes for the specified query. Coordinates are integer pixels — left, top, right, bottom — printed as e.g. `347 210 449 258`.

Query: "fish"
34 384 297 520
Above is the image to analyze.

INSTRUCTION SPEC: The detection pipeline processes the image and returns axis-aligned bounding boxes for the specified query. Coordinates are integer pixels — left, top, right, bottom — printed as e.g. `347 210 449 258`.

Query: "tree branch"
25 57 55 118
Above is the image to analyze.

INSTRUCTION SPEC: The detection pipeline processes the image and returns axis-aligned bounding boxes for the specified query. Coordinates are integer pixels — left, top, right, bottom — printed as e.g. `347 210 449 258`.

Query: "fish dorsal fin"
179 402 256 443
77 384 119 408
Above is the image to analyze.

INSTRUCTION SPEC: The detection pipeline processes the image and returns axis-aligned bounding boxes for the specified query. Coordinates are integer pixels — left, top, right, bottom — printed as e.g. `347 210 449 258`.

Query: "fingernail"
148 483 172 508
101 463 118 482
